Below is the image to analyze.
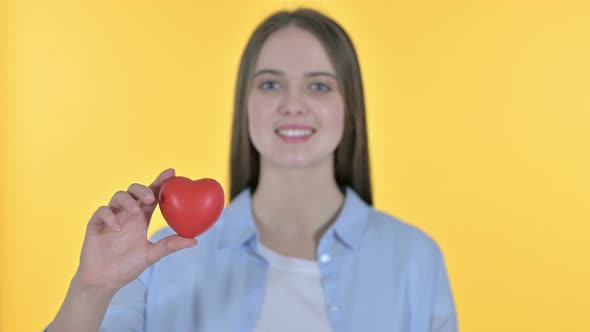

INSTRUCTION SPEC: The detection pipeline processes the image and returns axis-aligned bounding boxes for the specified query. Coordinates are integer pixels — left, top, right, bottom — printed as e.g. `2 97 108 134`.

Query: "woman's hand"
74 168 197 292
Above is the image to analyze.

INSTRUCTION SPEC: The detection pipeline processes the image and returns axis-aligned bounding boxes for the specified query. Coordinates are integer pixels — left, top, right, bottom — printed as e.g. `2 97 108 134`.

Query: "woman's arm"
46 275 118 332
46 273 148 332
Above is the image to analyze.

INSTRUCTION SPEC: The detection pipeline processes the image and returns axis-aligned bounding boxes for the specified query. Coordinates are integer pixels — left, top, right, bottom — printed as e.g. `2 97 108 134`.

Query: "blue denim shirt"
47 187 458 331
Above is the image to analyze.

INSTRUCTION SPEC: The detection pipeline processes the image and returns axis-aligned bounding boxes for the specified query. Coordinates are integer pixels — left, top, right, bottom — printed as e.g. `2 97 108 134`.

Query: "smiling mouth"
275 128 316 137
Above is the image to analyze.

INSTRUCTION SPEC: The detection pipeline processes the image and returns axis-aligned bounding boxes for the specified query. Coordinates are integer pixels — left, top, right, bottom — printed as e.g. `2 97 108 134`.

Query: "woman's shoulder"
365 207 445 260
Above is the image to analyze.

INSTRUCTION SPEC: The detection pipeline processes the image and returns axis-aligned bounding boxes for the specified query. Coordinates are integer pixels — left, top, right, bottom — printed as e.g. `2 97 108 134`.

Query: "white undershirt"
254 241 333 332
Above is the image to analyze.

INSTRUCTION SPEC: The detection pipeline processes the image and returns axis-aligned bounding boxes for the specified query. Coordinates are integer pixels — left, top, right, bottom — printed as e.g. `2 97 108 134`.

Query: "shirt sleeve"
430 248 459 332
97 275 148 332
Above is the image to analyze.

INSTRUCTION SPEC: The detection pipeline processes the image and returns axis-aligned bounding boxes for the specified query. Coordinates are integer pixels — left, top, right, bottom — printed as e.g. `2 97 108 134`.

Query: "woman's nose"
278 90 308 115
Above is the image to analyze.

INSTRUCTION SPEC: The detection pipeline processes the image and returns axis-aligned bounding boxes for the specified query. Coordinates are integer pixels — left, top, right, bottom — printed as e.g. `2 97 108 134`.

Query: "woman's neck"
251 162 345 242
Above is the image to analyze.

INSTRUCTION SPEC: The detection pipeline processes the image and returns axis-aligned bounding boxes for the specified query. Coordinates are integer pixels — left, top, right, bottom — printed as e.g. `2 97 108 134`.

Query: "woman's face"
247 26 345 170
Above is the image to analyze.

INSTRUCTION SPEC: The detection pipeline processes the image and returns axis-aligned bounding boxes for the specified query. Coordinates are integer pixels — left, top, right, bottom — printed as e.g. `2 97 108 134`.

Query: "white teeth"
276 129 315 137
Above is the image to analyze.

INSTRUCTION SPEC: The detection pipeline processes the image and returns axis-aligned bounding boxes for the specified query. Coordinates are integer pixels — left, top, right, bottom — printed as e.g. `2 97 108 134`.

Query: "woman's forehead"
254 26 336 74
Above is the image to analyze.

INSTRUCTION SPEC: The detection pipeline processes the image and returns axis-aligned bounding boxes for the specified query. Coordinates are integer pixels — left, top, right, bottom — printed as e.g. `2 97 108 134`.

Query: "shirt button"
319 254 331 263
330 304 340 312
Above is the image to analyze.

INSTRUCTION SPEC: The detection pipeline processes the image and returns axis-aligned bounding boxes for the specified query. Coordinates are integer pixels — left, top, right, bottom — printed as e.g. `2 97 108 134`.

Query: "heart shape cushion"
158 177 225 238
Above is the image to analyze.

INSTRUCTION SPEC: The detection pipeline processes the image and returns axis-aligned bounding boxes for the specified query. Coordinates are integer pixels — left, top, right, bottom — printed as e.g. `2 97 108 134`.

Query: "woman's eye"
260 81 280 90
310 82 331 92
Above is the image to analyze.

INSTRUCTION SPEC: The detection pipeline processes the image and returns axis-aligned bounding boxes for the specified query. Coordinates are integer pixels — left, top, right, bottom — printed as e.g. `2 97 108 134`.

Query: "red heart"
158 177 225 238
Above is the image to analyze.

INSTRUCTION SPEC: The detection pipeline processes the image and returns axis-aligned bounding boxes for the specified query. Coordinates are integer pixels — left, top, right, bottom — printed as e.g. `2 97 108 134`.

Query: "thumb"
147 235 198 265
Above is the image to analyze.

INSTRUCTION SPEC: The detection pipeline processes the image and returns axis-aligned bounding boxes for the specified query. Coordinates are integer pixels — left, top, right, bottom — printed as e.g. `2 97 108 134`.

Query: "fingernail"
111 220 122 231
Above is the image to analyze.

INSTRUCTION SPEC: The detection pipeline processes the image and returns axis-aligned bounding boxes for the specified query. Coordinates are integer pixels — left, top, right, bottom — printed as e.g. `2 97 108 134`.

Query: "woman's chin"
265 154 331 170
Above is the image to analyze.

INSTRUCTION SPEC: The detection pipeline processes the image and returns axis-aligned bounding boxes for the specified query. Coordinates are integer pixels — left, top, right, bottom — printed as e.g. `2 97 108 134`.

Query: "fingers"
89 169 176 234
148 168 176 203
90 206 122 232
147 235 197 265
109 191 142 215
127 183 156 205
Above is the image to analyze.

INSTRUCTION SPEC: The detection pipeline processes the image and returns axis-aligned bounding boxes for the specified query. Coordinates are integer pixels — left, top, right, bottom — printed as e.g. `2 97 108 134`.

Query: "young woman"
46 8 458 332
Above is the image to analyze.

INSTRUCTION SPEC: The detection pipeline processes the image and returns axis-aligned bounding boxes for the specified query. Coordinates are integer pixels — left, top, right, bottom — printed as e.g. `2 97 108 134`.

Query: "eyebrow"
253 69 338 79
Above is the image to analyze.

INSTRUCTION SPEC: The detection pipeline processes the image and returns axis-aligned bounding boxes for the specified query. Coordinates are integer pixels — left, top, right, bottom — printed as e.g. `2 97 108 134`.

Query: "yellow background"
2 0 589 331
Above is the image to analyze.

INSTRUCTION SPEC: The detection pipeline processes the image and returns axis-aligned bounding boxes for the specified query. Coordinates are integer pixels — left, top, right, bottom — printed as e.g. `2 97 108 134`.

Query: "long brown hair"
229 8 373 205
